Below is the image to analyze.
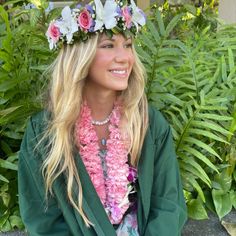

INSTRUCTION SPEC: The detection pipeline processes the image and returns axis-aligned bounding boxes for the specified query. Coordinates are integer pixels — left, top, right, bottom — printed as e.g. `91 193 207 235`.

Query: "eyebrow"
99 39 132 45
99 37 132 43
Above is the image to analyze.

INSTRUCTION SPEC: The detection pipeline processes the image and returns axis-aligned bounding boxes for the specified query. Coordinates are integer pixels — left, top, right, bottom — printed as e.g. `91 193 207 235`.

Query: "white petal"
71 19 78 33
94 20 103 31
55 22 67 34
94 0 103 19
131 0 137 9
103 1 119 29
49 39 55 50
104 17 117 29
131 0 146 26
104 0 118 14
66 32 73 43
61 6 72 21
94 0 104 31
133 11 146 26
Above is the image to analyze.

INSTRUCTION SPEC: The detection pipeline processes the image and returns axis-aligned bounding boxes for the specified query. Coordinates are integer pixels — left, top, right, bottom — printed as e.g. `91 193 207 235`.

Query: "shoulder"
148 104 170 141
28 109 51 134
30 109 50 125
21 110 50 148
19 110 51 161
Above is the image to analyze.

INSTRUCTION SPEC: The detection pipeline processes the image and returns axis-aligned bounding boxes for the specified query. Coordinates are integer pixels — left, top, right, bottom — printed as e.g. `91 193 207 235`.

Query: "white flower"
46 37 56 50
118 185 134 208
94 0 119 31
131 0 146 30
55 6 78 43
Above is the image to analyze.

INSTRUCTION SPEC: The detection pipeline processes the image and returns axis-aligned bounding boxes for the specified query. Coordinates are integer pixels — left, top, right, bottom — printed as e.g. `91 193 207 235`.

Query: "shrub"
136 6 236 219
0 0 54 230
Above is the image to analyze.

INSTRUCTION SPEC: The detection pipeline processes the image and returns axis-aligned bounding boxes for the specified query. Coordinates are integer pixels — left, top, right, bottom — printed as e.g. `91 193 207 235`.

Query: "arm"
144 117 187 235
18 115 72 236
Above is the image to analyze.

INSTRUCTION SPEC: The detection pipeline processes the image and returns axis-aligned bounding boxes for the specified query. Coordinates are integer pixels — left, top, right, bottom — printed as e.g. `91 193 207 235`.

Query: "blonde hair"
42 35 148 226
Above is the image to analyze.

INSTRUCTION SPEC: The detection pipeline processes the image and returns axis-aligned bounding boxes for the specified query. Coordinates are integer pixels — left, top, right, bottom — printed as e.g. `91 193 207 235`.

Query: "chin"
114 84 128 91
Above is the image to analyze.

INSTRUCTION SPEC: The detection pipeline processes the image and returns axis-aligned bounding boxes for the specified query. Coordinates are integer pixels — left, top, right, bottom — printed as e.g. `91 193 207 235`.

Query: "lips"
109 69 129 77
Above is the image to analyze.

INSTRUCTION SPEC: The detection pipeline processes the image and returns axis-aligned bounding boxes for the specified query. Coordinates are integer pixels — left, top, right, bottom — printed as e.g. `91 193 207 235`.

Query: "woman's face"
86 34 135 94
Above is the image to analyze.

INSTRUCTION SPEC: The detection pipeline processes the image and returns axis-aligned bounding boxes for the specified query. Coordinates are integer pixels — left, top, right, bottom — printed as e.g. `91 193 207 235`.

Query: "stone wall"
219 0 236 24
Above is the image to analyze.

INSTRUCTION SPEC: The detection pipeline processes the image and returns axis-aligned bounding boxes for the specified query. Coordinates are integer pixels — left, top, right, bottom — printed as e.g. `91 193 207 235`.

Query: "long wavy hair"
42 34 148 226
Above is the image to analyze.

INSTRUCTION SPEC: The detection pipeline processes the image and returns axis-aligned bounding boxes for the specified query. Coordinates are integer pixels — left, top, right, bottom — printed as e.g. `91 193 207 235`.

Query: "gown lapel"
73 152 117 236
137 128 155 234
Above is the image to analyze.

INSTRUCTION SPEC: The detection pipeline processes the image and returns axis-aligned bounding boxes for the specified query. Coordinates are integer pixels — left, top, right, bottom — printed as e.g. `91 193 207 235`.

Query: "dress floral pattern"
116 211 139 236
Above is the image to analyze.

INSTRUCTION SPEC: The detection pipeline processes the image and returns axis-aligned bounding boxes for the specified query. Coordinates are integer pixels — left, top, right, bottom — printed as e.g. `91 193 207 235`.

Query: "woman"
18 0 187 235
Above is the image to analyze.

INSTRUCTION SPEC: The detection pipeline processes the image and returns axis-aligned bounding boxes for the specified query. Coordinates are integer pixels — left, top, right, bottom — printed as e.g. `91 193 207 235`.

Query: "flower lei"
46 0 146 50
75 102 137 224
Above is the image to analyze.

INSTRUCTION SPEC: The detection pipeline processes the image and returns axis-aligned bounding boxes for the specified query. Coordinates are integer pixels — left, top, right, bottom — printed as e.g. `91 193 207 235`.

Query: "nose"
114 47 131 63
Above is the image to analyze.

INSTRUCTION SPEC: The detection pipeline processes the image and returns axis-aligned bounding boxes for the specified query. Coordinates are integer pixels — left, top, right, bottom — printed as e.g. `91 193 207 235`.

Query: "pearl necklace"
91 112 112 126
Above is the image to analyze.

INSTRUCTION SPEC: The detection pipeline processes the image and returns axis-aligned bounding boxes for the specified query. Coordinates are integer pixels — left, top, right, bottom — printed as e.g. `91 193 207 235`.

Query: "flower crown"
46 0 146 50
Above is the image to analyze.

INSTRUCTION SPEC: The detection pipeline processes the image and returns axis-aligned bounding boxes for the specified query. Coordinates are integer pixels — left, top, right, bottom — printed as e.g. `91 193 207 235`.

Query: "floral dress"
116 210 139 236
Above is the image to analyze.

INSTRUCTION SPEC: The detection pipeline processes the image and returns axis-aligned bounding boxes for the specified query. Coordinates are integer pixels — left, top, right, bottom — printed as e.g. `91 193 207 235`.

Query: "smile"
110 69 127 74
109 69 128 76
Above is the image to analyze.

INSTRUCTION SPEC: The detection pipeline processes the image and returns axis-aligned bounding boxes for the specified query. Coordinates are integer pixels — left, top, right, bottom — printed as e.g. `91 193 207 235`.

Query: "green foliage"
155 0 219 40
136 7 236 220
0 0 55 231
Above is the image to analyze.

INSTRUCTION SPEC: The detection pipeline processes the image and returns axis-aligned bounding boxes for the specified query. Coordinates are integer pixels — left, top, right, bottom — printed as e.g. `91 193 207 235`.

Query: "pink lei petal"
75 101 135 224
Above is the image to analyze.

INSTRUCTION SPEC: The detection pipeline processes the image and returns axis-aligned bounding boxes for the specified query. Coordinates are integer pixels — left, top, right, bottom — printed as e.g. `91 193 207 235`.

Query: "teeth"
111 70 126 74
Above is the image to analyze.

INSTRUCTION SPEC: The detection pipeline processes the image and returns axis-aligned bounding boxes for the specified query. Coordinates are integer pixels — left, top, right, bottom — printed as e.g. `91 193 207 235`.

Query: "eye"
125 43 133 48
100 44 114 48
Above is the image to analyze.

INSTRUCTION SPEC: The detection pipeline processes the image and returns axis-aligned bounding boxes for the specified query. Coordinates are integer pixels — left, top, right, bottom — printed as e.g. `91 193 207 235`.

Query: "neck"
83 88 117 121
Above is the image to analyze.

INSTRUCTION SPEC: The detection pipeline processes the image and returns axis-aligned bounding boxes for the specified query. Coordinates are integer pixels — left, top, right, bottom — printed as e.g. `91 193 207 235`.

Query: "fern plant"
136 9 236 219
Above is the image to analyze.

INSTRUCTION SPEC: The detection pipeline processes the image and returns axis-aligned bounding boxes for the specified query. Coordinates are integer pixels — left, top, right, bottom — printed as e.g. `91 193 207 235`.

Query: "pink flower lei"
75 102 136 224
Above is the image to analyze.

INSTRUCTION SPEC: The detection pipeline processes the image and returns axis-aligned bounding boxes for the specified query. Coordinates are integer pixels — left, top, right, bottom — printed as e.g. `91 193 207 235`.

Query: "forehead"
98 33 132 42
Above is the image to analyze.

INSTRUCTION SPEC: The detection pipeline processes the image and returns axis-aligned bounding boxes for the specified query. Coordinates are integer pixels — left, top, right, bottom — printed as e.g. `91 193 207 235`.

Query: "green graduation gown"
18 106 187 236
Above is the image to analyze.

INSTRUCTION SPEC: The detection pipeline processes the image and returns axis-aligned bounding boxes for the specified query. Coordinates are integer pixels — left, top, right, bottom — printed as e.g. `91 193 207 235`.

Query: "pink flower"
127 166 137 182
110 203 122 223
122 6 132 29
77 9 93 31
110 105 121 125
46 21 61 49
46 21 60 43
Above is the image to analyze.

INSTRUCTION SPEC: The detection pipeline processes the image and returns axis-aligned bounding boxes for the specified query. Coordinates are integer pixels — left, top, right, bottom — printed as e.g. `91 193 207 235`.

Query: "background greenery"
0 0 235 231
0 0 55 230
137 1 236 220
